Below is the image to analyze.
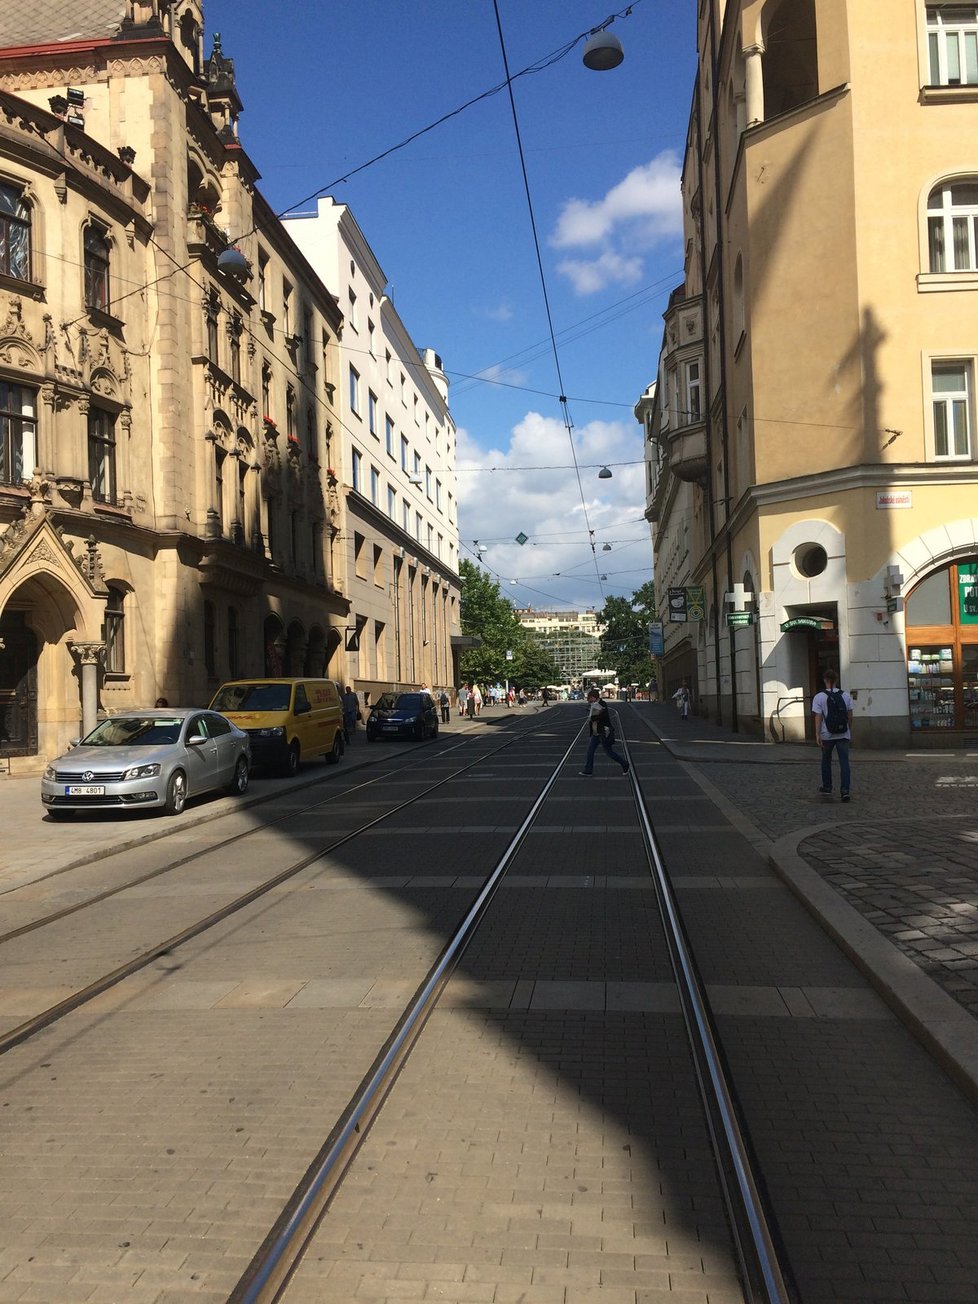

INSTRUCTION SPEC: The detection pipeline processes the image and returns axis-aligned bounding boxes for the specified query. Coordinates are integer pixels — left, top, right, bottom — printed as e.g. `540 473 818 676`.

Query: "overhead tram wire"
491 0 607 604
62 5 646 332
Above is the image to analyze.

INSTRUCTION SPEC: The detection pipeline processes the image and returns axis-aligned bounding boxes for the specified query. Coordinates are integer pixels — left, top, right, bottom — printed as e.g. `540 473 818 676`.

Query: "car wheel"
325 733 342 765
282 741 300 777
227 754 249 795
47 808 75 821
164 770 187 816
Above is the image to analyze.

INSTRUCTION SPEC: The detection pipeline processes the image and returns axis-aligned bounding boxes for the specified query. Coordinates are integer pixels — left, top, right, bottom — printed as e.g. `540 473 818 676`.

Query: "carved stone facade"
0 2 348 769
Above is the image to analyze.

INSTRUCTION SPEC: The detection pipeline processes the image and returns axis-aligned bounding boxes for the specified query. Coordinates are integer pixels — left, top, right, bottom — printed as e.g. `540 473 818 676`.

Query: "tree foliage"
458 559 561 687
597 581 657 688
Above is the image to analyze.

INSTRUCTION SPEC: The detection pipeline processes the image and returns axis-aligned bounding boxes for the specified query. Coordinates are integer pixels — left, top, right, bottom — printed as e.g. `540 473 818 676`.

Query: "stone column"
70 642 104 737
744 44 765 127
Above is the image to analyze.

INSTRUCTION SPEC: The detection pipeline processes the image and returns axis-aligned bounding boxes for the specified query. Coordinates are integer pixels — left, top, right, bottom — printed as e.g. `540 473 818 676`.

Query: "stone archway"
285 620 306 676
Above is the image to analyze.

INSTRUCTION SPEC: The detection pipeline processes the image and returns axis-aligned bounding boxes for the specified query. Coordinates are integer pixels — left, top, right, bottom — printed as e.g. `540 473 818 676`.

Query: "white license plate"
382 724 399 731
66 784 105 796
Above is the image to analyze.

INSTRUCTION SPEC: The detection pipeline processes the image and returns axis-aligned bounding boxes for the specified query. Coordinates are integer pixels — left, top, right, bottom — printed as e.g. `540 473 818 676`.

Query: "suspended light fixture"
217 245 251 280
602 542 612 552
598 466 613 479
582 30 624 71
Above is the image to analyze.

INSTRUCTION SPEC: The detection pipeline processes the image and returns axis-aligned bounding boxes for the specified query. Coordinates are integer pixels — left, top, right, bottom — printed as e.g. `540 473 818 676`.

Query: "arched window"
927 179 978 272
762 0 818 117
83 222 111 311
0 179 31 281
104 585 125 674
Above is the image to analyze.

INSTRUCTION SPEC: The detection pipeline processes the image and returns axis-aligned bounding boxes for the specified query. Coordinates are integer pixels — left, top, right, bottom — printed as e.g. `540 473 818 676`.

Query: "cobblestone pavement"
629 703 978 1023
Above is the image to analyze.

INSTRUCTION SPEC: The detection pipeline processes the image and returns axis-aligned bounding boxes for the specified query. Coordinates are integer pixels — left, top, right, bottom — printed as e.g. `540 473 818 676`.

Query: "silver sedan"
41 709 251 820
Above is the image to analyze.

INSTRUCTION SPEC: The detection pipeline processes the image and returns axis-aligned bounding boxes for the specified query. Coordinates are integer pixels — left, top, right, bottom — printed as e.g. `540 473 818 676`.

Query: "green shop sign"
959 564 978 626
780 617 833 632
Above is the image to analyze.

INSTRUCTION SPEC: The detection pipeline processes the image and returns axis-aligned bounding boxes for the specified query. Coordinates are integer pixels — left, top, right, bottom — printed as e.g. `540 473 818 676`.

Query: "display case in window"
907 646 956 729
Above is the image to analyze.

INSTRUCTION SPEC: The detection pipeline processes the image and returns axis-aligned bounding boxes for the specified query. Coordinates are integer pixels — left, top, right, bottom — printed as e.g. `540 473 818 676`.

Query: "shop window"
906 561 978 731
0 381 37 485
88 407 117 505
0 179 31 281
103 585 125 674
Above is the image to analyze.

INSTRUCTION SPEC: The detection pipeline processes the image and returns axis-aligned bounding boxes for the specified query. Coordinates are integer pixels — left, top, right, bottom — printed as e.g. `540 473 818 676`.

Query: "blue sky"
206 0 696 608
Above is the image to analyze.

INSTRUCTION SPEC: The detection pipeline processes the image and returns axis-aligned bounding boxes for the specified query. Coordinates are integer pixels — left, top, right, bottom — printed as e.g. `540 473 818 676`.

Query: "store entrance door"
803 625 840 738
0 612 38 758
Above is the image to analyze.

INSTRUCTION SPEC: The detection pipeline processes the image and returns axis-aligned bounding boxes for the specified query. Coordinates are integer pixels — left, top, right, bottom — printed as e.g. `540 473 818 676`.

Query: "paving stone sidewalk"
629 703 978 1027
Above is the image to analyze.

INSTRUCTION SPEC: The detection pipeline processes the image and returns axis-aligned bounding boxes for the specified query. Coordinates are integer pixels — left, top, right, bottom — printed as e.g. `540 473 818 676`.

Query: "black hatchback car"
366 691 439 741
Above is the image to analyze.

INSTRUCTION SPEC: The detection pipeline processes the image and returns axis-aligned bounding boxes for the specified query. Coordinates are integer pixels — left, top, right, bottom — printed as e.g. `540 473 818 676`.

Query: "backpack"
823 688 848 735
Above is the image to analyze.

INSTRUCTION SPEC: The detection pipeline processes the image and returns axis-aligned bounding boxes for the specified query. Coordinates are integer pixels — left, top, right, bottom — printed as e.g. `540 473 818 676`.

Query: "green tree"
597 582 657 690
458 559 560 687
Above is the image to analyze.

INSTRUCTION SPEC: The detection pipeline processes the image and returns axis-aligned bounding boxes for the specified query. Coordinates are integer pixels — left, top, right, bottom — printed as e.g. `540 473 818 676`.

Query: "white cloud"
550 153 682 295
455 413 652 610
556 250 644 296
482 302 513 323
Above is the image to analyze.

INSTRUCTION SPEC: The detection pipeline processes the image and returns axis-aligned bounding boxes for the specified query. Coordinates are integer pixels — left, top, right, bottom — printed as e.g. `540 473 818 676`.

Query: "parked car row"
40 680 439 821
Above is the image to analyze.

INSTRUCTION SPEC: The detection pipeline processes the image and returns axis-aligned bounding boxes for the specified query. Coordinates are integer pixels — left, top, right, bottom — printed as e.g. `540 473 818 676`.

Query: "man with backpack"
812 667 854 801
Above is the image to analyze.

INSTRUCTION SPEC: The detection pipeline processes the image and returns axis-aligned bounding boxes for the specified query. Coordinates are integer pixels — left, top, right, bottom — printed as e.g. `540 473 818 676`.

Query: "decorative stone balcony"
665 422 707 483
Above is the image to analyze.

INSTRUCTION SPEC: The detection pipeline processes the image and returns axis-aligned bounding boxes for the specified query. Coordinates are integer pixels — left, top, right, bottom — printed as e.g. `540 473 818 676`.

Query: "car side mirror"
187 734 207 747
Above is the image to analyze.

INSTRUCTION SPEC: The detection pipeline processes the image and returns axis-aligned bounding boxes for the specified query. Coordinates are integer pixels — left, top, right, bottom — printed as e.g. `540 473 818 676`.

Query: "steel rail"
618 708 794 1304
0 714 577 1060
226 720 585 1304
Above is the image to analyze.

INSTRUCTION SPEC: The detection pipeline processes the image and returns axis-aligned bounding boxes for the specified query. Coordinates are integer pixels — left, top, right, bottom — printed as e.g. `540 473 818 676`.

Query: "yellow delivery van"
209 678 344 775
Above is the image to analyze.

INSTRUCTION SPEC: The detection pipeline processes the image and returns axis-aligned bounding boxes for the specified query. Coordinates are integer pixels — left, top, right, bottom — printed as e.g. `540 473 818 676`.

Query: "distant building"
515 607 605 683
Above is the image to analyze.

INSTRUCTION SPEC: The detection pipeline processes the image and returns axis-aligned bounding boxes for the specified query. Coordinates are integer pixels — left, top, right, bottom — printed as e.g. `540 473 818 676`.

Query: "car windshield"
81 717 183 747
211 683 292 712
375 693 420 711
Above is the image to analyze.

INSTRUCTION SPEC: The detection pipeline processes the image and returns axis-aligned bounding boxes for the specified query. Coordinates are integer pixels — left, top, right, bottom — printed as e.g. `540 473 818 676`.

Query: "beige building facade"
644 0 978 747
284 199 461 705
0 1 350 771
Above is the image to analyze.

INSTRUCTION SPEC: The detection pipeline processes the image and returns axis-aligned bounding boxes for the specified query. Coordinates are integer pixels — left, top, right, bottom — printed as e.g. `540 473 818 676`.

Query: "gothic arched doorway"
0 610 37 757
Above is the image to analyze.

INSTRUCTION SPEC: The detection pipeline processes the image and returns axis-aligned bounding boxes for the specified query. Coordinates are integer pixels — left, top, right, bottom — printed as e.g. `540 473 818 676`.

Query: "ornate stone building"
0 2 349 770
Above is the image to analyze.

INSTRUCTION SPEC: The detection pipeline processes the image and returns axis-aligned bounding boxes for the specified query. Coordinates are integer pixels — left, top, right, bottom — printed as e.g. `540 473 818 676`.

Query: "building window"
352 446 362 492
349 364 360 416
214 444 227 535
927 5 978 86
0 381 36 485
0 180 30 281
415 511 422 541
84 223 110 311
228 606 239 678
932 361 973 458
203 600 216 677
370 464 380 505
368 389 378 436
205 290 220 365
386 416 395 458
685 360 702 423
400 434 409 470
88 407 117 504
261 361 272 417
402 500 410 531
388 485 396 518
257 248 268 311
286 385 296 441
103 585 125 674
425 465 432 499
927 180 978 272
435 478 442 510
283 280 293 337
228 314 242 384
348 287 358 332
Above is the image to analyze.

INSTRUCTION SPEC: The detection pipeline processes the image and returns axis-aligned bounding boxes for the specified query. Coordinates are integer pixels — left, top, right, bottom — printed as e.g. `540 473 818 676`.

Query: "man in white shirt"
812 668 854 801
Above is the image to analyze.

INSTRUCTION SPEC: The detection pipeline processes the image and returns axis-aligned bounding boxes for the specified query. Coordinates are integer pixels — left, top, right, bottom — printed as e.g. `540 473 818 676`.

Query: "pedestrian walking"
438 689 451 724
342 685 360 744
473 683 483 715
457 685 468 718
812 668 854 801
466 683 477 719
672 680 691 719
578 689 629 776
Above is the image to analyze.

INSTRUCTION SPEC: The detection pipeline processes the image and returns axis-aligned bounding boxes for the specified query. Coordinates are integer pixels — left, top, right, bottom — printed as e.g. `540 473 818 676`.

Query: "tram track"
226 708 793 1304
0 712 572 1058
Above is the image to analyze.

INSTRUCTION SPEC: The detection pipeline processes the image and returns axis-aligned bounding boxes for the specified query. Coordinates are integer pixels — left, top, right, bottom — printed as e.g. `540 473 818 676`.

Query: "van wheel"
164 770 187 815
227 754 250 795
282 742 300 777
325 733 342 765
